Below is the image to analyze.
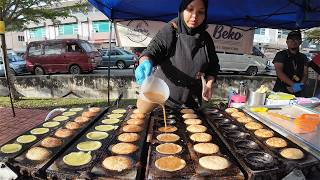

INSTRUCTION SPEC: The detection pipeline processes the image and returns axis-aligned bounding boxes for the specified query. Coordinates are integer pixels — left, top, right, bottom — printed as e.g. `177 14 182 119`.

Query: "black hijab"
176 0 208 35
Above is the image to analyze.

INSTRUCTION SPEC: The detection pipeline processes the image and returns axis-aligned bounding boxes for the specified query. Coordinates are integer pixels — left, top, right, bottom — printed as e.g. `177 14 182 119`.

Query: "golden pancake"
127 119 144 125
102 156 132 171
0 144 22 154
193 143 219 154
102 118 120 124
111 143 138 154
16 135 37 144
89 107 101 113
69 107 83 112
95 125 115 132
118 133 140 142
254 129 274 138
108 113 123 119
133 109 142 114
199 156 230 170
184 119 202 125
112 109 126 114
55 129 74 138
190 133 212 142
77 141 102 151
237 116 253 123
182 113 198 119
41 137 63 148
231 112 245 118
156 143 182 155
158 126 177 133
280 148 304 160
26 147 51 161
62 111 77 117
53 116 69 121
65 122 81 130
155 156 186 172
43 121 60 128
86 131 109 140
225 108 238 114
63 151 92 166
156 133 180 142
266 137 287 148
245 122 263 130
180 109 194 114
130 113 145 119
74 116 90 124
122 125 143 133
31 128 49 135
82 111 97 118
187 125 207 133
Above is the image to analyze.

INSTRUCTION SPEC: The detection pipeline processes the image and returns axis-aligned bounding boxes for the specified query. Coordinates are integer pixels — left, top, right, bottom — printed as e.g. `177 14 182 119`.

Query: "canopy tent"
88 0 320 30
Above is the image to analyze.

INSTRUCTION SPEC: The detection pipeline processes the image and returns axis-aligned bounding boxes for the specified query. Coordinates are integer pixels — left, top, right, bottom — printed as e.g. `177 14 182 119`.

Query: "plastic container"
247 91 266 106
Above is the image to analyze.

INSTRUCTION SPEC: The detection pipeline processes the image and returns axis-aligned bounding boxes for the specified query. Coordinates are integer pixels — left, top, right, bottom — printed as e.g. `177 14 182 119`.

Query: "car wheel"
34 66 45 75
116 61 126 69
69 65 81 74
246 66 258 76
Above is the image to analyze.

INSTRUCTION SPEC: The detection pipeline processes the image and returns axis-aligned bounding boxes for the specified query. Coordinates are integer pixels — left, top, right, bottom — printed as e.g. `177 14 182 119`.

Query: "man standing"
273 30 308 96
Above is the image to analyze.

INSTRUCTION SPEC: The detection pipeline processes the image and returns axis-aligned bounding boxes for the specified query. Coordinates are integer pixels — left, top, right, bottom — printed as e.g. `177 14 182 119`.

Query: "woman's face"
183 0 206 29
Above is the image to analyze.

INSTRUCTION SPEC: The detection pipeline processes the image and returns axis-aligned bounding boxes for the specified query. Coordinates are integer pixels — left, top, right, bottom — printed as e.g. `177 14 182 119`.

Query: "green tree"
305 28 320 45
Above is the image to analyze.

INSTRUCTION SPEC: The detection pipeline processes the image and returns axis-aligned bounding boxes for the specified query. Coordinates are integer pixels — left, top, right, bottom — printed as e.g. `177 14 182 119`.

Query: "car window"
66 43 82 53
29 44 43 56
109 50 121 56
80 41 97 53
44 43 63 55
123 49 133 54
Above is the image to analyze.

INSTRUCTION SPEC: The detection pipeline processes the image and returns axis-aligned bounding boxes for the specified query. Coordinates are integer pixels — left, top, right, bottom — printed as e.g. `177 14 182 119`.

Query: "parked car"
100 47 136 69
0 53 28 77
25 39 102 75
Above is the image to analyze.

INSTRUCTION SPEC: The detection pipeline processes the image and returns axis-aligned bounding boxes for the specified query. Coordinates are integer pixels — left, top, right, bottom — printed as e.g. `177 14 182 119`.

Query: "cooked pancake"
199 156 230 170
237 116 253 123
225 107 238 114
118 133 140 142
266 137 287 148
65 122 81 130
102 156 132 172
156 133 180 142
102 118 120 124
111 143 138 154
53 116 69 121
108 113 123 119
182 113 198 119
155 156 186 172
30 128 49 135
184 119 202 125
43 121 60 128
95 125 115 132
193 143 219 154
77 141 102 151
74 116 90 124
69 107 83 112
122 125 143 133
55 129 74 138
0 144 22 154
41 137 62 148
190 133 212 142
62 111 77 117
126 119 144 125
63 151 92 166
112 108 126 114
89 107 101 113
245 122 263 130
231 112 245 118
130 113 145 119
280 148 304 160
180 108 194 114
86 131 109 140
187 125 207 133
16 135 37 144
26 147 51 161
254 129 274 138
158 126 177 133
133 109 142 114
156 143 182 155
82 111 97 118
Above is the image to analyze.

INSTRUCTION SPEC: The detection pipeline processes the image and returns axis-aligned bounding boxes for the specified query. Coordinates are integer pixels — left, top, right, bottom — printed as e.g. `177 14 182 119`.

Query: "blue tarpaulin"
88 0 320 29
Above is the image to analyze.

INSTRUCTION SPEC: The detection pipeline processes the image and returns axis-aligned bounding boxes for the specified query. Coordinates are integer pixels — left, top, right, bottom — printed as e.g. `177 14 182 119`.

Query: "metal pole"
0 8 15 117
107 20 113 106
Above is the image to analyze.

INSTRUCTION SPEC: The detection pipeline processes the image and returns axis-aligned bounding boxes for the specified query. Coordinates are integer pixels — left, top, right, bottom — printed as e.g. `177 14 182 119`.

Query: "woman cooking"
135 0 220 108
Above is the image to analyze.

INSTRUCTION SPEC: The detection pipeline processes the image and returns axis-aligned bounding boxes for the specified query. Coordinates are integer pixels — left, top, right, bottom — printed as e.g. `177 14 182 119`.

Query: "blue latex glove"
135 60 153 85
292 83 303 93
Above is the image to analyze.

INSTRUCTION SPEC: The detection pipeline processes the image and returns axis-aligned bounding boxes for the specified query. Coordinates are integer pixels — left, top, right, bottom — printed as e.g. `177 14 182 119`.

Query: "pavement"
0 107 49 145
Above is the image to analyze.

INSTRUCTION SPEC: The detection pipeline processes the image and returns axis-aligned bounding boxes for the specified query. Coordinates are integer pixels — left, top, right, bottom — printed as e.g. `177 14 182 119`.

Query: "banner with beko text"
115 20 254 54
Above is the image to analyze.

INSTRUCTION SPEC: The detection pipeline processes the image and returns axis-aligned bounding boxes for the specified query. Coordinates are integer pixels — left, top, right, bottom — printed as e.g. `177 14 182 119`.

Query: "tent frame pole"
107 19 113 106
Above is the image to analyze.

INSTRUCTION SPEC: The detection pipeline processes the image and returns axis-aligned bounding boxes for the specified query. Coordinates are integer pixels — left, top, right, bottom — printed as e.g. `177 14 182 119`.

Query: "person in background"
134 0 220 108
309 53 320 98
273 30 308 96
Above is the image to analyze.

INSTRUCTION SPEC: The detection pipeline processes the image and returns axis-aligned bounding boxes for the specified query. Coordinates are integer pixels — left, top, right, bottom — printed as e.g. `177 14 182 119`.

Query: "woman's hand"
202 84 212 101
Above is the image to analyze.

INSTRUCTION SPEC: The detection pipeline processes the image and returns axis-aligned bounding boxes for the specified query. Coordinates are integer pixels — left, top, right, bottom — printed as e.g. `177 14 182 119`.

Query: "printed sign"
0 21 5 34
115 20 254 54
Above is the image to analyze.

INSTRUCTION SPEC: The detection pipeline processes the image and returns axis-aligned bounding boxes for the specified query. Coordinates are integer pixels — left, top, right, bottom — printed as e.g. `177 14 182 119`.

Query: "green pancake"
43 121 60 128
1 144 22 154
16 135 37 144
86 131 109 140
30 128 49 135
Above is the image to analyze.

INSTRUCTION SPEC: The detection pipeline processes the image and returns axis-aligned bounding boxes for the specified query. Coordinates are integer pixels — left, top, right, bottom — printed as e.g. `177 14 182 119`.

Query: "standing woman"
135 0 220 108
